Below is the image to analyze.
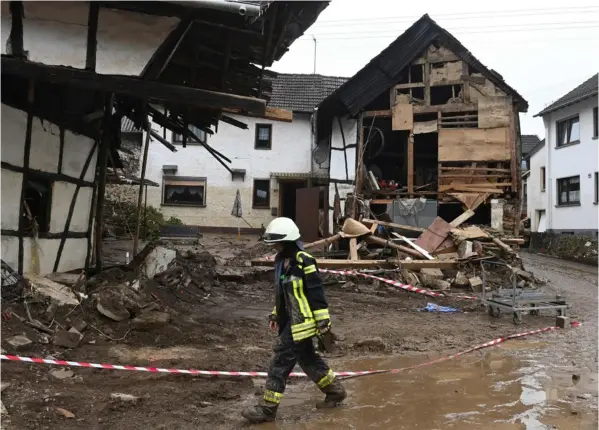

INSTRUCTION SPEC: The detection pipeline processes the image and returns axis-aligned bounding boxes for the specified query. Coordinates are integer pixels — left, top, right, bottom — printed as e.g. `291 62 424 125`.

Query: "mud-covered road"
1 238 597 429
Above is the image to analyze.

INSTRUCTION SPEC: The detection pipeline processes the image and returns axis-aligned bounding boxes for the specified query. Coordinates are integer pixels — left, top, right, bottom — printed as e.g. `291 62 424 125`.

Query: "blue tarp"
419 303 460 313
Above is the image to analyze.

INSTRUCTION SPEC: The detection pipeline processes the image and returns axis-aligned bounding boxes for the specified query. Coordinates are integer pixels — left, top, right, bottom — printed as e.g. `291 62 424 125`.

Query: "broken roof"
268 73 348 113
521 135 541 156
535 74 598 117
318 14 528 117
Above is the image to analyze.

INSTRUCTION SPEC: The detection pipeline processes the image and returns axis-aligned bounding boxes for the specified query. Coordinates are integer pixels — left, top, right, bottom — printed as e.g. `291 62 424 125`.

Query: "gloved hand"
317 319 331 334
268 313 278 332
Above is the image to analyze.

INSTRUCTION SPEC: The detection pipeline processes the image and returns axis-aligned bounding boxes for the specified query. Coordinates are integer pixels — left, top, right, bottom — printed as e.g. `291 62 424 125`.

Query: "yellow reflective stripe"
297 279 313 318
303 264 316 274
263 389 284 404
272 305 277 316
291 318 316 333
295 251 305 264
313 308 330 321
292 328 318 341
293 280 312 319
317 369 335 388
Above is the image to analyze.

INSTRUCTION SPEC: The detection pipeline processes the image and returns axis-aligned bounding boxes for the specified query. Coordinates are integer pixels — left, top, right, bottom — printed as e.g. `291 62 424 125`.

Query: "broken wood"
449 209 475 227
492 238 514 254
451 226 489 240
391 232 433 260
303 234 342 250
251 258 457 270
222 106 292 123
349 238 359 261
369 222 379 234
414 217 453 253
361 219 425 233
365 236 424 259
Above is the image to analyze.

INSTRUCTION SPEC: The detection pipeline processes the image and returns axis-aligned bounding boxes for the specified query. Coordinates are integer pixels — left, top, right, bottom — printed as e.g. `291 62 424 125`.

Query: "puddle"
255 350 598 430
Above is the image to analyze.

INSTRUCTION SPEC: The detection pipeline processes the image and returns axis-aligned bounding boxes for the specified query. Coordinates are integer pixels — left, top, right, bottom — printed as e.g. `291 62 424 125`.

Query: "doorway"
279 180 307 221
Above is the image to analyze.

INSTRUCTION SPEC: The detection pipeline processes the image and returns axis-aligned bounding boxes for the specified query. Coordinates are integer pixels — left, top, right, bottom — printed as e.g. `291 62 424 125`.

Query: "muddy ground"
1 235 597 429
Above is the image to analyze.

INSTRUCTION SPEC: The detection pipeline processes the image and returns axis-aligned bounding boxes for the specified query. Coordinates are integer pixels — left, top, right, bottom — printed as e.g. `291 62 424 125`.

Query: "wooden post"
510 109 520 237
94 94 112 272
407 131 414 194
353 114 365 218
133 113 152 257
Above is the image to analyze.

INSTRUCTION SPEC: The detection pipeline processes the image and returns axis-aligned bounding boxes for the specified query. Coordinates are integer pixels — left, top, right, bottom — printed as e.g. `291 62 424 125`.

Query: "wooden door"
295 187 320 243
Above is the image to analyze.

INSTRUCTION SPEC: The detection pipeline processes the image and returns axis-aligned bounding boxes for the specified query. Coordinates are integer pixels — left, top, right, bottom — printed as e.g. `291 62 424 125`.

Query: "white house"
523 139 546 231
141 74 346 241
530 74 598 236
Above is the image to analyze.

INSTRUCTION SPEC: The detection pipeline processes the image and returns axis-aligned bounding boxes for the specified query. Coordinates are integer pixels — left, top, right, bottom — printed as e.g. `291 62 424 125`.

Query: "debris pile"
251 211 536 296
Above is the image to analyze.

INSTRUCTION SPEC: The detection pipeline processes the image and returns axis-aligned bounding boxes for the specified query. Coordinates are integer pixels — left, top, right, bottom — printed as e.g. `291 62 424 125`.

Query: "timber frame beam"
2 56 267 114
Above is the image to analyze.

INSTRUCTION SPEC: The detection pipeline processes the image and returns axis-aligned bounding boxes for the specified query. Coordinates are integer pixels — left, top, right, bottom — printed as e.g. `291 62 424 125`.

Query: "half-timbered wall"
1 104 97 275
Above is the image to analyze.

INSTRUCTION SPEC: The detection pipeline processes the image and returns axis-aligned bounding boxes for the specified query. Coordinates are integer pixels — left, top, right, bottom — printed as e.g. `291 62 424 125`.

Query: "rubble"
23 274 79 306
97 300 130 322
53 330 82 349
50 369 74 380
111 393 140 403
143 246 176 279
468 276 484 292
354 337 387 352
131 311 171 331
55 407 75 419
5 335 33 350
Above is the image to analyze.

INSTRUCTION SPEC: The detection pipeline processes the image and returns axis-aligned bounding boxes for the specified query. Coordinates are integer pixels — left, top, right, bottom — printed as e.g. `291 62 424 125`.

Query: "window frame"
161 175 207 208
23 174 53 235
252 178 271 209
254 124 272 150
172 125 207 145
540 166 546 192
556 175 581 206
556 115 580 148
593 107 598 139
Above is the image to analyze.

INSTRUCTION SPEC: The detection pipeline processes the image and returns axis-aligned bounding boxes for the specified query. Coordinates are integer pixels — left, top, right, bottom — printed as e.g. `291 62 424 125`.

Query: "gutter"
165 0 263 18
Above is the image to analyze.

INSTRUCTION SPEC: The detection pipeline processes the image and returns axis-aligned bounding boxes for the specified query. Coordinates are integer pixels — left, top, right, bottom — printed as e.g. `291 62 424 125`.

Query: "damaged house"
1 1 328 275
317 15 528 235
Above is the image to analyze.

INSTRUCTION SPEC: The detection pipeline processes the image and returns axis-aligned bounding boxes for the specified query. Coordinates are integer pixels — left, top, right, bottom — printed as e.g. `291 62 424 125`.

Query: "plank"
349 238 359 261
440 167 510 173
2 57 266 114
251 258 457 270
439 174 511 179
478 96 511 129
438 127 510 162
440 185 506 193
369 222 379 234
414 217 453 253
391 232 434 260
414 119 438 134
371 199 393 204
392 103 413 131
449 209 475 227
364 109 392 118
493 237 514 253
365 235 424 259
222 106 292 123
451 225 488 240
407 132 414 192
361 219 425 233
303 234 342 250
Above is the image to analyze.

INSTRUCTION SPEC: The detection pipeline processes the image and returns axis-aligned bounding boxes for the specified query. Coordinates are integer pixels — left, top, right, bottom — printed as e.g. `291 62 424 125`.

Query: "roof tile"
268 73 348 113
536 74 598 117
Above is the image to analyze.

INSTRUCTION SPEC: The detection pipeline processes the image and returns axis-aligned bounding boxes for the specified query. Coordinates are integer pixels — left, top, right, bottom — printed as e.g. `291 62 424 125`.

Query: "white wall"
544 96 598 232
144 113 317 228
0 2 179 76
526 144 548 232
1 104 97 274
327 116 358 233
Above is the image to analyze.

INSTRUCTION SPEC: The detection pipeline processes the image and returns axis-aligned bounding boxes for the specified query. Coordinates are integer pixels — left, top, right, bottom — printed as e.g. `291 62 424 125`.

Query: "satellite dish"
312 142 329 166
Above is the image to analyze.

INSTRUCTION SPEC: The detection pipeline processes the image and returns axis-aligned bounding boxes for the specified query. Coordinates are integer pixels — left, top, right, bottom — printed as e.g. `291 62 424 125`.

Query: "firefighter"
241 217 346 423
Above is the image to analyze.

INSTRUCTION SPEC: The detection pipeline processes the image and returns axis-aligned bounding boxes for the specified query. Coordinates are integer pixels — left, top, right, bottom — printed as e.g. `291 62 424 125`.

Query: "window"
594 172 598 204
557 176 580 206
540 166 546 192
523 183 528 200
556 116 580 147
23 176 52 234
255 124 272 150
593 107 598 138
252 179 270 208
173 125 207 145
162 177 206 207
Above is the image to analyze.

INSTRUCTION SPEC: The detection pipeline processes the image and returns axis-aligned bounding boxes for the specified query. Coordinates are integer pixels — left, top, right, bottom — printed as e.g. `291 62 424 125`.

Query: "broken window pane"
23 176 52 234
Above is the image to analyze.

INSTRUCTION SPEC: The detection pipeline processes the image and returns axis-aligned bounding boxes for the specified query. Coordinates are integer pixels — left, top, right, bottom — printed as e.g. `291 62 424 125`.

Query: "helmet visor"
263 232 287 242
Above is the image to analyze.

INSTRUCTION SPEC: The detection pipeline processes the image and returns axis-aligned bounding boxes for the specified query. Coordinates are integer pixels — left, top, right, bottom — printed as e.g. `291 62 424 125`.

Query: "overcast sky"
272 0 599 137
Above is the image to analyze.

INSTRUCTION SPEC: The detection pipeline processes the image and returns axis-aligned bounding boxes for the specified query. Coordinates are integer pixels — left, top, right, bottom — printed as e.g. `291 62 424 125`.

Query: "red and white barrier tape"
0 322 579 379
320 268 478 301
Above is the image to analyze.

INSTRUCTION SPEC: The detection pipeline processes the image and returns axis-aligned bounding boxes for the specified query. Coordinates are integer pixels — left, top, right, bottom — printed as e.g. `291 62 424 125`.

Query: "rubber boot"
316 379 347 409
241 400 278 423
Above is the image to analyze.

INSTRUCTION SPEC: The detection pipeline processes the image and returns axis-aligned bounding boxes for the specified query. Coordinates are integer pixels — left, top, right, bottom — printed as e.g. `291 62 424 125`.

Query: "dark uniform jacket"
271 248 330 342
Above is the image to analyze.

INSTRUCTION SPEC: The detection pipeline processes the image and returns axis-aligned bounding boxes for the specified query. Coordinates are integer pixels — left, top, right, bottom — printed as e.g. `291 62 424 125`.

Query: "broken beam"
251 258 457 270
362 219 425 233
365 235 424 259
304 234 343 250
2 56 266 114
223 106 292 123
449 209 475 227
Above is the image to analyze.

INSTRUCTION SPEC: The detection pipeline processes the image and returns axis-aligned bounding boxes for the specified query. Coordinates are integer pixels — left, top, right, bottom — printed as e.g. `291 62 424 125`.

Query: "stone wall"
529 232 598 266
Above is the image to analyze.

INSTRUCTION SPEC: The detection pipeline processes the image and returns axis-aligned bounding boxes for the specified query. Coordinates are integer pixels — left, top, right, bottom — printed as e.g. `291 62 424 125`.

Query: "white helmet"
263 217 301 243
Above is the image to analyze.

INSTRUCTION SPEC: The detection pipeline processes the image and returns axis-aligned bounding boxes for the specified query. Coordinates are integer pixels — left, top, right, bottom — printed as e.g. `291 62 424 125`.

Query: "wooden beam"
85 2 100 71
407 131 414 193
365 235 424 259
8 2 24 58
439 174 511 179
134 114 152 257
349 238 359 261
362 218 425 233
414 103 477 114
2 57 267 114
449 209 475 227
17 80 34 274
94 95 112 272
222 106 292 123
353 113 365 217
304 233 342 250
364 110 392 118
391 232 434 260
142 20 193 80
440 166 511 173
251 258 457 270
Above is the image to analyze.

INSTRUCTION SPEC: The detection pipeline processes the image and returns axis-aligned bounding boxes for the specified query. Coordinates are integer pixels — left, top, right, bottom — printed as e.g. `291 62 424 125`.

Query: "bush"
105 201 184 240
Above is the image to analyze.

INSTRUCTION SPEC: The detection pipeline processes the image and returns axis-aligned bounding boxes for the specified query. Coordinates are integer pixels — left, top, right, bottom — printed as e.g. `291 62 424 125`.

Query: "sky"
271 0 599 137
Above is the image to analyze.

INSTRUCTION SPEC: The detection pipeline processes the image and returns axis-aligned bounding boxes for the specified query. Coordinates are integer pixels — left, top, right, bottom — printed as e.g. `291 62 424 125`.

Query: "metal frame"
480 260 569 325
